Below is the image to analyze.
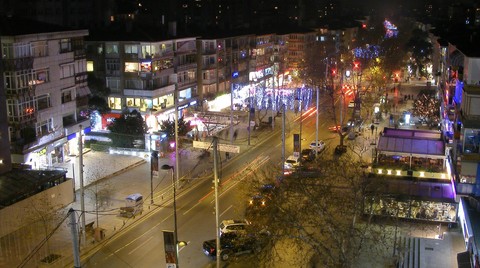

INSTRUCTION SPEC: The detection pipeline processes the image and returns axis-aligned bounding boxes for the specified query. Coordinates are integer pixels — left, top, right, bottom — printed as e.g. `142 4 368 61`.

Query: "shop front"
365 179 457 223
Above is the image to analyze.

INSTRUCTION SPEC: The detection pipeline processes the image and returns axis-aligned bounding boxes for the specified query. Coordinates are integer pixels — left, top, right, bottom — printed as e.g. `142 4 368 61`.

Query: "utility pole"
230 83 234 144
315 85 319 157
248 86 251 146
68 208 81 268
174 78 180 191
212 137 220 268
78 124 86 245
281 104 286 177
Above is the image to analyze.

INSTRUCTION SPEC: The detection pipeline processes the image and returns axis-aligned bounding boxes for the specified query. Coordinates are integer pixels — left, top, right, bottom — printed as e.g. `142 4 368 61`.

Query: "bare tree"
243 156 398 268
21 194 68 265
84 165 115 229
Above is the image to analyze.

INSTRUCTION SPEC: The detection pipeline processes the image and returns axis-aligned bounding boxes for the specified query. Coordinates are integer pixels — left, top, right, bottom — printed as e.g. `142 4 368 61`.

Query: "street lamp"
161 164 179 267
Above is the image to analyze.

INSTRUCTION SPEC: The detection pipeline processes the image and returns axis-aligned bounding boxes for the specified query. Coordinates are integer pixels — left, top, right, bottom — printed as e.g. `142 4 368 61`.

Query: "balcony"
177 63 197 72
1 57 34 71
6 86 35 96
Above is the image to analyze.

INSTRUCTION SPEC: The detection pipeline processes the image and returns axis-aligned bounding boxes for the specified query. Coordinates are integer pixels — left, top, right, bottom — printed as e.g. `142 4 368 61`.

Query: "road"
81 98 337 268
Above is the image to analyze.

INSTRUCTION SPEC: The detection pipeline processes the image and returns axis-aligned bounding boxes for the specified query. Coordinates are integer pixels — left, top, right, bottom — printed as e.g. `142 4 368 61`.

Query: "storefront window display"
108 97 122 110
365 196 457 222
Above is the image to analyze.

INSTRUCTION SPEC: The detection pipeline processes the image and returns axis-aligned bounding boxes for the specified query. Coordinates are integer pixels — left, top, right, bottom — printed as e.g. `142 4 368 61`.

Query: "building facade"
1 17 90 169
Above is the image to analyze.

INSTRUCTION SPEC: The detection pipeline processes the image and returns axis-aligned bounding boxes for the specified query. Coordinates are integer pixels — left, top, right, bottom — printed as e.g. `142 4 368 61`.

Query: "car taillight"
210 248 215 254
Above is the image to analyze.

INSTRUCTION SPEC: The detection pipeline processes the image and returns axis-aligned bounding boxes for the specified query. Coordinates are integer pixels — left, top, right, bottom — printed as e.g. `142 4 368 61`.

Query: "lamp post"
161 164 179 267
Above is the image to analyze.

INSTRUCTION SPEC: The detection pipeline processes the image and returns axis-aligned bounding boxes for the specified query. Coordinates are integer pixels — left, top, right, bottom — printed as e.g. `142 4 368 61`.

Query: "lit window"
87 61 94 72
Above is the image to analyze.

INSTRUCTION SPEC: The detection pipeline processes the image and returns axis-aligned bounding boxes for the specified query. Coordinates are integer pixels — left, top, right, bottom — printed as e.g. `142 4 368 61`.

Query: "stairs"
395 236 421 268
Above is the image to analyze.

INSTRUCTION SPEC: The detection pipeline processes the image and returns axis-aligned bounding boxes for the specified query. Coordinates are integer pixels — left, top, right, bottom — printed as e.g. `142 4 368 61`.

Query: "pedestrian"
370 124 375 135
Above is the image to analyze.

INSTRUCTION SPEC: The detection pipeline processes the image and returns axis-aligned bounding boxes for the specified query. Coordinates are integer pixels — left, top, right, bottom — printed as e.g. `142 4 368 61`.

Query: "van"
119 193 144 218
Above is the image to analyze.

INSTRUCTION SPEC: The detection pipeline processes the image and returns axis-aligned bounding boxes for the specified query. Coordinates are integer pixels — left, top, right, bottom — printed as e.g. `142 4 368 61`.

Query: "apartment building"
196 33 252 111
431 22 480 266
0 16 90 169
86 26 198 133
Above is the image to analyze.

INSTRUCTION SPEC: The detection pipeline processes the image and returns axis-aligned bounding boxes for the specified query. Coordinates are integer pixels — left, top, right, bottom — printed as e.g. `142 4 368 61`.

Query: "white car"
219 219 250 236
309 140 325 152
284 155 301 169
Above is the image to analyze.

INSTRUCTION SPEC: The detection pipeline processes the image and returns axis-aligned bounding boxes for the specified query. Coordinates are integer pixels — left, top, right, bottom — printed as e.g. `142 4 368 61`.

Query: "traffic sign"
193 141 240 153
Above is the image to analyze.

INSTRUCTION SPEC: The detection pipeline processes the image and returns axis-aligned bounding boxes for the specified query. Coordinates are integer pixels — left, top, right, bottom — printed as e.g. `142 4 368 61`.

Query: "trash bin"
94 227 105 241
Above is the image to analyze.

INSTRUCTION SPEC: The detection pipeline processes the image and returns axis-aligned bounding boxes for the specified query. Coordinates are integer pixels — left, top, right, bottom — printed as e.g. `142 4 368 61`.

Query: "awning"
77 86 91 97
450 50 464 68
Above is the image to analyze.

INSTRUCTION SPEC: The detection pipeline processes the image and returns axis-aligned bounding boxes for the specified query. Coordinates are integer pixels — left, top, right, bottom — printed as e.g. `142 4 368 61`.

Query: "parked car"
309 140 325 152
219 219 250 236
203 232 260 261
301 149 316 162
284 155 301 169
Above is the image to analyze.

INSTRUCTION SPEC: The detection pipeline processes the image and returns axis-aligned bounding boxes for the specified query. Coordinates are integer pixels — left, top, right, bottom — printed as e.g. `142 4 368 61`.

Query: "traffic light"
353 61 360 70
331 68 337 76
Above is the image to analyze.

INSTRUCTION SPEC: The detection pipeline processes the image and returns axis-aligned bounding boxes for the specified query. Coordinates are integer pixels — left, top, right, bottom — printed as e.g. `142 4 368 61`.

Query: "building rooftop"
0 169 68 209
377 128 445 157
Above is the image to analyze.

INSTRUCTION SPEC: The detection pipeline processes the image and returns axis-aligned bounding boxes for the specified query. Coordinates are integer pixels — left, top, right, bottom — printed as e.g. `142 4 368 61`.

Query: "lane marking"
128 235 154 255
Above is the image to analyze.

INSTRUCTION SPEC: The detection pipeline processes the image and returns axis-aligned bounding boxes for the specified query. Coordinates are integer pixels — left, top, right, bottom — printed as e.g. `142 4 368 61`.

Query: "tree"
244 156 397 268
158 117 193 139
87 73 111 115
405 28 433 78
107 110 147 148
411 92 440 125
21 194 68 265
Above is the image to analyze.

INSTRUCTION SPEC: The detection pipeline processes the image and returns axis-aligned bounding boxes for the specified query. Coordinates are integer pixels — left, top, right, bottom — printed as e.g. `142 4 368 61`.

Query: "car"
309 140 325 152
301 149 315 162
284 155 300 169
246 184 276 212
334 145 347 155
219 219 249 236
328 125 341 132
202 232 261 261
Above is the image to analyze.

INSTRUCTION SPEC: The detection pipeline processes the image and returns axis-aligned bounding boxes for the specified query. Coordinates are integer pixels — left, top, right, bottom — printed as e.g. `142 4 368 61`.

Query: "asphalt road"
80 100 337 268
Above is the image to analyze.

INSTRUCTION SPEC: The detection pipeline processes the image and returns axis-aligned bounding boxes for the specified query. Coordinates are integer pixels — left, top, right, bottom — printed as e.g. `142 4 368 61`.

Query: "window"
2 43 13 59
36 118 53 136
106 59 120 75
36 94 51 110
141 44 155 58
125 44 138 54
86 61 94 72
60 63 75 78
108 97 122 110
14 43 30 58
105 43 118 54
31 41 48 57
153 58 173 71
125 79 143 89
34 68 49 85
59 38 72 53
106 77 120 91
61 88 74 103
124 62 139 72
